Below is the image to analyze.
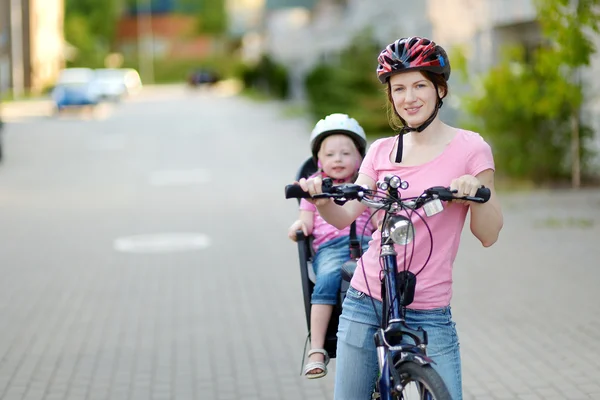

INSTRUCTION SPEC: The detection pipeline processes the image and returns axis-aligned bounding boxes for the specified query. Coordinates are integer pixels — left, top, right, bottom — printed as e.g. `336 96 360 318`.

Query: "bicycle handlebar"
285 179 490 209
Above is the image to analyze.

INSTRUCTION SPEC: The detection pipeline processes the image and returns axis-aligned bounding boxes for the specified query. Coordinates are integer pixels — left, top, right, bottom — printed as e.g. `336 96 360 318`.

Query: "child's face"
318 134 362 181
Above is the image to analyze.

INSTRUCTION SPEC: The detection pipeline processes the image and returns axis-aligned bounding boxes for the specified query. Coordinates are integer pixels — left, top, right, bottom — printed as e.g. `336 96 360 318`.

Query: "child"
288 113 376 379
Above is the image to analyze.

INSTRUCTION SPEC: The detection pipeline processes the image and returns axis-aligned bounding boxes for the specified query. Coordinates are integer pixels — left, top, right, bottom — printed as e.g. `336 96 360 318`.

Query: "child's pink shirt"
300 200 375 252
352 129 495 309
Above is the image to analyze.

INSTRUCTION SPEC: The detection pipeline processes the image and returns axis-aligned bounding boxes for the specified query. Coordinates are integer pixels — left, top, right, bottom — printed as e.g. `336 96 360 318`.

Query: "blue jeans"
311 235 371 305
334 286 462 400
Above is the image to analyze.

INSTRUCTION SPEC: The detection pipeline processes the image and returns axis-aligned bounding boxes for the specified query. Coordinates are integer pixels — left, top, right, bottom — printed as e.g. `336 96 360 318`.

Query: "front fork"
375 329 394 400
376 244 403 400
375 244 433 399
375 330 435 400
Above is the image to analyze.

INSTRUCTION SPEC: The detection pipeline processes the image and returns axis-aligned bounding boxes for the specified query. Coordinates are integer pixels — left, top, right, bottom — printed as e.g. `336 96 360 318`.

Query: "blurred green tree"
304 29 390 137
458 0 600 184
197 0 228 35
237 55 289 99
65 0 119 67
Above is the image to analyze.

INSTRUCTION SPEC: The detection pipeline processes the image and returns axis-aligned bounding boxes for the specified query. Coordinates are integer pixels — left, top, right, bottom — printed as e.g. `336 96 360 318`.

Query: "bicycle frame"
375 241 435 399
346 183 437 398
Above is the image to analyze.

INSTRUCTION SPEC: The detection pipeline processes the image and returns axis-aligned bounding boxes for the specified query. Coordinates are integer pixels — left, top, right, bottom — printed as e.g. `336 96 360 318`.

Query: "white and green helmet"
309 113 367 161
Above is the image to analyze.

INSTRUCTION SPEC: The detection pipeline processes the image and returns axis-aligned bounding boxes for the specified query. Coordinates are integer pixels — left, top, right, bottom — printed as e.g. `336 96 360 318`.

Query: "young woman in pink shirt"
297 37 504 399
288 113 376 379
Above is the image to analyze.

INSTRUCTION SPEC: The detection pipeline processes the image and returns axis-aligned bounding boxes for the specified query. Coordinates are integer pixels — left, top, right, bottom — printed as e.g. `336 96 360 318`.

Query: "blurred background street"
1 0 600 399
0 85 599 400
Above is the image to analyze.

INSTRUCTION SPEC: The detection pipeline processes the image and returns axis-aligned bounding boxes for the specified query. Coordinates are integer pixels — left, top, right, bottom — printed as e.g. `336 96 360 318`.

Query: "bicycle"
285 174 490 400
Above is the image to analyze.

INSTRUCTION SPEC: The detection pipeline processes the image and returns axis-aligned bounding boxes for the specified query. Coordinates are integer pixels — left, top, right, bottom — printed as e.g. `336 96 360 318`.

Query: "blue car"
51 68 101 112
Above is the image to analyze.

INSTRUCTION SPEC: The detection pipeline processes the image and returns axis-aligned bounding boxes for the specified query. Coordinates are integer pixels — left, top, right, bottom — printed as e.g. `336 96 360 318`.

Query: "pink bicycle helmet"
377 37 451 84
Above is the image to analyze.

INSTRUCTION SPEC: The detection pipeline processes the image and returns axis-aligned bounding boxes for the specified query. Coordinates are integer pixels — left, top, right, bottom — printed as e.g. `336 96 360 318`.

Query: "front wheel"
375 362 451 400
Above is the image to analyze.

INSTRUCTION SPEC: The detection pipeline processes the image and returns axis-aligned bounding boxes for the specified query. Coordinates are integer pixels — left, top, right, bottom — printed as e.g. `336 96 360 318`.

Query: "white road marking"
87 136 127 151
114 233 211 254
148 169 211 186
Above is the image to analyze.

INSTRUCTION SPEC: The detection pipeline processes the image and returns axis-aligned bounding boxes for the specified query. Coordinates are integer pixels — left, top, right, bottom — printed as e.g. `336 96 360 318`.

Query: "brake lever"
309 177 340 200
425 186 489 204
322 177 334 191
461 195 485 203
425 186 454 201
312 190 347 201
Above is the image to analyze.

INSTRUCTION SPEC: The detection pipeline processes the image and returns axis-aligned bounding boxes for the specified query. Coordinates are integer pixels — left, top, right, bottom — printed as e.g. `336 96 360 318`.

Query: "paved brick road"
0 87 599 399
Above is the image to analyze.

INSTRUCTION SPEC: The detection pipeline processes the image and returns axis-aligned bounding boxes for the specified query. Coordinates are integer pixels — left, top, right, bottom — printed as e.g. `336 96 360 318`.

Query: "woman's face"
389 71 442 128
318 134 361 181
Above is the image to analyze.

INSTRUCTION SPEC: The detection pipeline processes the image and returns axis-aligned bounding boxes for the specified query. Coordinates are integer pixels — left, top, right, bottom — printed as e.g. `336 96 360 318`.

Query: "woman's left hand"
449 174 482 205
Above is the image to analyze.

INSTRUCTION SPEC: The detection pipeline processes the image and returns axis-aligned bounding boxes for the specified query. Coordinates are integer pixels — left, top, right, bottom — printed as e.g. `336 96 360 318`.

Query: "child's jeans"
311 235 371 305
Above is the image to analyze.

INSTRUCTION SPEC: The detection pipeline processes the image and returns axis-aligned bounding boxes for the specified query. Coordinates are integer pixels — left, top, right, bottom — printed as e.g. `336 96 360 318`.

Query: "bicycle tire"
377 362 451 400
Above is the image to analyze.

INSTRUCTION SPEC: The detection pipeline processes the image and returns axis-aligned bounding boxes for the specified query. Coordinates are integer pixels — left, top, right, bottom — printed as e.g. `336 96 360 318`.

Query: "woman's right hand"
297 176 331 207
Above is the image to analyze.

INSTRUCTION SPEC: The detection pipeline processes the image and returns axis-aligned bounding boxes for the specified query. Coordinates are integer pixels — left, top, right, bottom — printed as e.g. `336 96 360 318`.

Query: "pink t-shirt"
352 129 495 309
300 199 375 252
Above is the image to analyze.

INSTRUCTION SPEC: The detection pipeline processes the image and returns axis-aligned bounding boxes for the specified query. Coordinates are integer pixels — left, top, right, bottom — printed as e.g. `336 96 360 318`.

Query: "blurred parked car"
120 68 143 95
51 68 101 112
187 69 220 87
93 68 128 101
94 68 143 101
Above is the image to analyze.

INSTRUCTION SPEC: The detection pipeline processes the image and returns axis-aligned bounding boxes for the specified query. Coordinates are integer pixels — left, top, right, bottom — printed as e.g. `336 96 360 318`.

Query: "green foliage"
121 54 241 84
304 30 390 137
462 50 594 180
197 0 228 35
449 45 469 82
65 0 228 68
65 0 118 44
151 59 206 84
237 55 289 100
458 0 600 182
534 0 600 67
64 0 119 67
64 14 96 64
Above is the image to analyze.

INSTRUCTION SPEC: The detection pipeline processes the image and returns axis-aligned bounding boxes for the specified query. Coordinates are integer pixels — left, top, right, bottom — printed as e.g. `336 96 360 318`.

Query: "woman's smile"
404 105 422 115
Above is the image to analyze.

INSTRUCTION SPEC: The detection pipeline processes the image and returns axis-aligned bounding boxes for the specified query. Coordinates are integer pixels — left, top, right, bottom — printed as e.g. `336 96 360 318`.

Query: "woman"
297 36 504 400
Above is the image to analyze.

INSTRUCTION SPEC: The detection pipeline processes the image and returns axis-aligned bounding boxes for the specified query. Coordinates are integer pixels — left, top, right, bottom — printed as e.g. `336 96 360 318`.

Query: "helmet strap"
394 95 444 163
319 169 357 184
317 160 357 183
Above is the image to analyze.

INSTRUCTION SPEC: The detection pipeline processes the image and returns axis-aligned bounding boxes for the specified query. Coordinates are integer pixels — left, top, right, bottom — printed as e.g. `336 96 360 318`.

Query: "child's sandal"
303 349 330 379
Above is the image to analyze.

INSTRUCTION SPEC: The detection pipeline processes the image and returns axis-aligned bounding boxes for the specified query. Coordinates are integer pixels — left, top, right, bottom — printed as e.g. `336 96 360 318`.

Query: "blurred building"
258 0 600 92
226 0 266 65
228 0 264 39
0 0 10 96
256 0 600 164
116 15 213 60
259 0 432 100
264 0 428 70
123 0 201 15
0 0 65 96
258 0 551 82
115 0 213 60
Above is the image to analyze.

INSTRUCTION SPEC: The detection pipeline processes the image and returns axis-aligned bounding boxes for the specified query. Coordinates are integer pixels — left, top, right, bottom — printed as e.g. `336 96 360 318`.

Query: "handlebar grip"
475 186 491 203
285 184 311 199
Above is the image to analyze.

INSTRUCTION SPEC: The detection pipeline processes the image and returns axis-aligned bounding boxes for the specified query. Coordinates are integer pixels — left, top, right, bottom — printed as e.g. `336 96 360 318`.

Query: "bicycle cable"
358 191 436 326
357 189 390 326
